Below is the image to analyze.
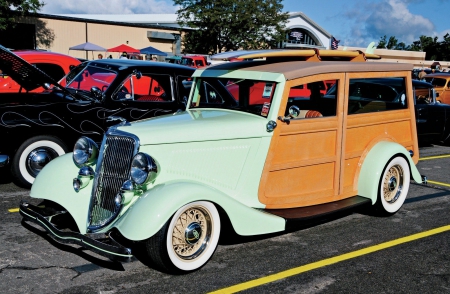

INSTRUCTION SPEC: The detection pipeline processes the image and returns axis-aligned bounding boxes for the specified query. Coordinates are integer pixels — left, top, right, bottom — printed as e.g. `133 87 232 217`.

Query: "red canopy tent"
106 44 140 53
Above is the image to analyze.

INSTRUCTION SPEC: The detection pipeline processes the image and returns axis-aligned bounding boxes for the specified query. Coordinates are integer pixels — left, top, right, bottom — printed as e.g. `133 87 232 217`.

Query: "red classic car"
0 50 81 93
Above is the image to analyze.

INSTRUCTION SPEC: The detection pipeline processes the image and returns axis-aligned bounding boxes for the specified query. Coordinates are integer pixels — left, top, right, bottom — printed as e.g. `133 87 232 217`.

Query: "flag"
331 37 340 50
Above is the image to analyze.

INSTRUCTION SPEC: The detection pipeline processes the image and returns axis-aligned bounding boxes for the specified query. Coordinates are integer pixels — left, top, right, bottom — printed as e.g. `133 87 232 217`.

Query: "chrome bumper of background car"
19 201 133 262
0 154 9 167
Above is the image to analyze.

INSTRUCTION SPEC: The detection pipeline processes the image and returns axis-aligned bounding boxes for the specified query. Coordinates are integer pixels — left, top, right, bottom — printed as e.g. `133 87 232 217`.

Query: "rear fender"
114 181 286 241
357 141 421 204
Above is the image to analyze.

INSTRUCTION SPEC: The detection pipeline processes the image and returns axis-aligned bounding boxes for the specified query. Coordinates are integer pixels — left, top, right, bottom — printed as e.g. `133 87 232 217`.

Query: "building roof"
288 12 331 38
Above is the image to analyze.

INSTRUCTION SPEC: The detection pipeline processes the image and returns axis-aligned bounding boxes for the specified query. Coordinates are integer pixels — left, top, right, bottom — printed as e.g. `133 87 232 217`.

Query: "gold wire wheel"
171 206 212 260
383 164 404 203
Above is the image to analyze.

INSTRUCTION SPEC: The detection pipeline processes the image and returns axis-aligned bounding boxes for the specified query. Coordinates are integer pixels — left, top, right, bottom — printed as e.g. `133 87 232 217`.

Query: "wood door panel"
272 130 337 165
264 162 335 206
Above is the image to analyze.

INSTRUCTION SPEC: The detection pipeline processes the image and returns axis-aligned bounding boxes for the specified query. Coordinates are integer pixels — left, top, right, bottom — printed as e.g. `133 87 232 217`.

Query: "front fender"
30 153 92 234
357 141 422 204
114 181 286 241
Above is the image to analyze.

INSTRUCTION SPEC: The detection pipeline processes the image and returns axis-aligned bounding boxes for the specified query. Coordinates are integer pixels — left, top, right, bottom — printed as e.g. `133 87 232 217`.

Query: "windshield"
66 65 117 92
189 77 277 117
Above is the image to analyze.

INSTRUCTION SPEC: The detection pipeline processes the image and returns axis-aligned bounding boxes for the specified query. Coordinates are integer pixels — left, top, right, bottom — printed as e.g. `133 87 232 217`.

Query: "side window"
286 79 337 119
414 86 433 104
115 73 173 102
33 63 66 81
348 78 407 114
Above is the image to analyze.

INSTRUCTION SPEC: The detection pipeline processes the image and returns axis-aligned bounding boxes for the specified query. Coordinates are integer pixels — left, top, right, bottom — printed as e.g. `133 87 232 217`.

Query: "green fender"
114 181 286 241
357 141 422 204
30 153 93 234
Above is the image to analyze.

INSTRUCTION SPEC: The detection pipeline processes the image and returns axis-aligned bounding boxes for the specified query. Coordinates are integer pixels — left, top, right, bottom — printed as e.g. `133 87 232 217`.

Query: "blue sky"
40 0 450 47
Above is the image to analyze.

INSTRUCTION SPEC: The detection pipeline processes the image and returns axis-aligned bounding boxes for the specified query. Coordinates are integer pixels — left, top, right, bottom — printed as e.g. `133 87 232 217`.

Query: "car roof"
87 59 195 73
202 60 413 81
13 50 80 61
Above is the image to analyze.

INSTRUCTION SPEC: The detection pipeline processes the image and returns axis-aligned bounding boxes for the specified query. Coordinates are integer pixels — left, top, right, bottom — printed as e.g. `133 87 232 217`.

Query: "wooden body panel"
259 73 345 208
259 70 418 209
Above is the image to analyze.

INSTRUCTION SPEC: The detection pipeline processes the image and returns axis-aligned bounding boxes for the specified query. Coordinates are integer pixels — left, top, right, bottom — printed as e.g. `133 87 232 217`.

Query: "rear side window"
33 63 66 81
429 78 447 87
287 79 338 118
347 77 408 114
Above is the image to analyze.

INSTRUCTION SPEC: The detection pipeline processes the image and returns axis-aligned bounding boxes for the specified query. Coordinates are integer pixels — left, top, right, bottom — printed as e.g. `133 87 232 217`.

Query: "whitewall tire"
377 156 410 214
11 136 67 188
145 201 221 273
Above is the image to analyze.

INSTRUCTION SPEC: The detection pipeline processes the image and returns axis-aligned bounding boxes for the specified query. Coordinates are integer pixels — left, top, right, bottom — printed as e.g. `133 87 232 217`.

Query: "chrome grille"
87 131 138 231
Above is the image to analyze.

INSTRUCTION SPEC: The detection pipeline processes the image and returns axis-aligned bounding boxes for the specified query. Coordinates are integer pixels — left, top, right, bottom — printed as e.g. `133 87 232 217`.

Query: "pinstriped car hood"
117 109 272 145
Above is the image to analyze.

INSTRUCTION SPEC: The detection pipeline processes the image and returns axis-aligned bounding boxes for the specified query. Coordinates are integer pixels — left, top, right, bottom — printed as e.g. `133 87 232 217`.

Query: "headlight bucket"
73 137 99 167
130 152 157 185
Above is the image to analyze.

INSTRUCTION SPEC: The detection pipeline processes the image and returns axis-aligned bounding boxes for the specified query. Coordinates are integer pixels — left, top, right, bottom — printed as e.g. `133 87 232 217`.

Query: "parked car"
412 79 450 144
424 73 450 104
20 49 425 274
180 55 208 68
0 49 80 93
0 45 194 187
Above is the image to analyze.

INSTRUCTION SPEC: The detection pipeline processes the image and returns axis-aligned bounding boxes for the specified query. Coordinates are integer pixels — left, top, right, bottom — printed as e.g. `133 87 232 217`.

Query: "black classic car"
0 45 194 187
413 79 450 145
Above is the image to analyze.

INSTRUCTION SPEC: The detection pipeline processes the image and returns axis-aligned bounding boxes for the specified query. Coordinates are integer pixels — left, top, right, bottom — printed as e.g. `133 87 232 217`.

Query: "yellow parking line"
8 205 44 213
209 225 450 294
427 180 450 188
419 154 450 161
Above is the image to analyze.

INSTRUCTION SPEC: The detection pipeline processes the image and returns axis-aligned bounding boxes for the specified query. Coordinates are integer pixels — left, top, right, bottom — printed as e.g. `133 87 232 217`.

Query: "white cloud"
40 0 177 14
365 0 434 43
340 0 438 47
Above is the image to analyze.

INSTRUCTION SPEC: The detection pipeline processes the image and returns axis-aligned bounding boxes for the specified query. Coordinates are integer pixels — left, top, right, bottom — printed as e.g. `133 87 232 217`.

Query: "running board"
264 196 371 221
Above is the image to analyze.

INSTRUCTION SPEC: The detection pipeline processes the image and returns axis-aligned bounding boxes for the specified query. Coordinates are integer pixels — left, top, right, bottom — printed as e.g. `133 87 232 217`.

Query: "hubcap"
172 207 212 260
26 148 59 177
185 222 202 245
383 164 404 203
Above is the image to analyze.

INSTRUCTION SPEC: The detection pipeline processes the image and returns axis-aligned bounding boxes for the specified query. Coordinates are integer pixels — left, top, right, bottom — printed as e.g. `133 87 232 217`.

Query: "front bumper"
19 201 133 262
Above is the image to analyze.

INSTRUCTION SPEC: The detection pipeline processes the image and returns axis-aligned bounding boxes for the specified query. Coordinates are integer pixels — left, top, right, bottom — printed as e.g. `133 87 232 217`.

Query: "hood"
0 45 62 92
117 109 272 145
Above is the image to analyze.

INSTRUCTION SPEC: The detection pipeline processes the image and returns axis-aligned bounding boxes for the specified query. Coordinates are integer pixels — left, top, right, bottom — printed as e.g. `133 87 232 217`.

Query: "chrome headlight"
130 152 157 185
73 137 98 167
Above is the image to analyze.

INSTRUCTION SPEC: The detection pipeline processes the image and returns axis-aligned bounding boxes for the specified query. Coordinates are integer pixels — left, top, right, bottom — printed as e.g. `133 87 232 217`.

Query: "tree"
377 35 387 49
0 0 44 31
386 36 398 50
174 0 289 54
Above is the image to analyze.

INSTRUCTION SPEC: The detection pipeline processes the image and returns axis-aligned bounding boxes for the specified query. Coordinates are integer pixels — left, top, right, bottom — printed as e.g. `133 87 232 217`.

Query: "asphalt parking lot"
0 144 449 294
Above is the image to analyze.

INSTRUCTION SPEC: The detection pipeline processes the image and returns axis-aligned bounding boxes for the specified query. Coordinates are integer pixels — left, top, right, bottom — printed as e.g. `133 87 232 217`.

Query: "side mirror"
288 105 300 118
90 86 103 100
133 70 142 79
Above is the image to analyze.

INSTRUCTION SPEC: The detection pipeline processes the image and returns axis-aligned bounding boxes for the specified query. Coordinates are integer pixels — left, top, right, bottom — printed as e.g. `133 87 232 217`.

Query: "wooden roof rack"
211 49 381 62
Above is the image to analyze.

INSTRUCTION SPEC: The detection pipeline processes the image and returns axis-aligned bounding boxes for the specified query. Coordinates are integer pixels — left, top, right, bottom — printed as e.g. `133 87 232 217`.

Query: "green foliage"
174 0 289 54
377 34 450 61
0 0 44 30
377 35 387 49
